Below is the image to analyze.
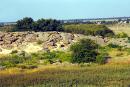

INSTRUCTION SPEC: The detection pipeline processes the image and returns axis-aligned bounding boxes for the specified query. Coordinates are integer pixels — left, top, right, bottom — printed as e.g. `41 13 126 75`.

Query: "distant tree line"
11 17 114 37
14 17 63 32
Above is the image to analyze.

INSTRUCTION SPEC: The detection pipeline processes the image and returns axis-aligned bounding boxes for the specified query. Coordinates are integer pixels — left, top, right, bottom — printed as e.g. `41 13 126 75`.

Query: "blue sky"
0 0 130 22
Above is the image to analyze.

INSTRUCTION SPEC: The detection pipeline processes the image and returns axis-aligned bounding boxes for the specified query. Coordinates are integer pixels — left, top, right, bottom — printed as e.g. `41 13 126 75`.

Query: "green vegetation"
36 40 43 45
115 32 128 38
12 17 63 32
70 39 121 64
0 51 72 68
1 18 130 87
64 24 114 37
96 53 109 64
1 39 125 68
107 43 122 49
0 51 33 68
70 39 99 63
2 17 115 37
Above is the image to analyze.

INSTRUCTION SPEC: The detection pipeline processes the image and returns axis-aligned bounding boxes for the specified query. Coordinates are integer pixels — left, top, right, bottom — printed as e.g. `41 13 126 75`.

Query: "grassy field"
64 24 114 37
107 24 130 36
0 44 130 87
0 64 130 87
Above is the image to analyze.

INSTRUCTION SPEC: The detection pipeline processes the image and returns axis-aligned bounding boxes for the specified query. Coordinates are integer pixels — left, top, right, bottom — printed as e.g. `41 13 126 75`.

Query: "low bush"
10 50 18 54
126 48 130 55
33 51 72 62
0 61 16 68
57 52 72 62
115 32 128 38
116 52 124 57
37 40 43 45
0 51 71 68
64 24 114 37
70 39 99 63
17 64 37 69
107 43 122 48
0 54 23 68
128 37 130 43
96 53 109 64
43 52 57 59
0 52 33 68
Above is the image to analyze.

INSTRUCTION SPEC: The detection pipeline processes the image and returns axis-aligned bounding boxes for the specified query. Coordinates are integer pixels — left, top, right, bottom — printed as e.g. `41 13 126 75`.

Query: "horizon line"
0 16 130 23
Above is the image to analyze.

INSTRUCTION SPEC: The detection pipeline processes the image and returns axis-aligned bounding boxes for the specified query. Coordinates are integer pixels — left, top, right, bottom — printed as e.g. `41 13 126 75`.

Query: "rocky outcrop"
0 32 81 54
0 31 129 54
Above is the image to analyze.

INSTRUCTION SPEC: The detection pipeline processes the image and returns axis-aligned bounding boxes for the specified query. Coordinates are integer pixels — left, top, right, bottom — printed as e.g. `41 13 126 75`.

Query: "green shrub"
0 61 16 68
116 52 124 57
42 59 51 65
96 53 109 64
0 52 33 68
43 52 57 59
10 50 18 54
31 51 72 64
107 43 122 48
17 51 32 60
11 55 24 64
55 51 72 62
31 52 45 60
115 32 128 38
70 39 98 63
64 24 114 37
37 40 43 45
128 37 130 43
0 54 23 68
126 48 130 55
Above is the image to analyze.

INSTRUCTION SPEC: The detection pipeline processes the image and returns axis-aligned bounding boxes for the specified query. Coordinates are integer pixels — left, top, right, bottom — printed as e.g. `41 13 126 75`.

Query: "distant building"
61 17 130 24
1 17 130 26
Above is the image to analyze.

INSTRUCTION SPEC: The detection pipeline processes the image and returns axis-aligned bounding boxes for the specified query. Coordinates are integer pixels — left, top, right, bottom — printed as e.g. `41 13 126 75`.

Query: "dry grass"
1 64 130 87
108 24 130 36
107 48 130 64
24 43 43 53
108 49 128 57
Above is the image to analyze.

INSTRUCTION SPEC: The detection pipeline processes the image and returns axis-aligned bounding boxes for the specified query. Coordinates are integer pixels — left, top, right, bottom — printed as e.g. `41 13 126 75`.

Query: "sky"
0 0 130 22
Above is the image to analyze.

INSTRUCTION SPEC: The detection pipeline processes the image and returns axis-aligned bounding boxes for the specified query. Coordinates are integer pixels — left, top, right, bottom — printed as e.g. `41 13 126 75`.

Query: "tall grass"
0 64 130 87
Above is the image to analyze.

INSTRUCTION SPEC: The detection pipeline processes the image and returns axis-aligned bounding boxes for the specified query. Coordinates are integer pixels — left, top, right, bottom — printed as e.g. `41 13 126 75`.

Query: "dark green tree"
15 17 63 32
36 19 63 31
16 17 34 31
70 39 98 63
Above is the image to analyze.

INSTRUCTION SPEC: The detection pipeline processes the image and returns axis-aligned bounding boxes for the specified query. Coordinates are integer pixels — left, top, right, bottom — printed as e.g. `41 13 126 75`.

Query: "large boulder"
61 33 74 44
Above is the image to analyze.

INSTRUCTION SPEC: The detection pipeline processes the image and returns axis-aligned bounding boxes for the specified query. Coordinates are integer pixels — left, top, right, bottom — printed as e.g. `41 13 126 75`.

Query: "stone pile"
0 31 130 53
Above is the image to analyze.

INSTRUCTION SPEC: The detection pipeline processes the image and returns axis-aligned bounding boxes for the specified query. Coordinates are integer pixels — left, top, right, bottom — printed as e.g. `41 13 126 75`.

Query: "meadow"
0 64 130 87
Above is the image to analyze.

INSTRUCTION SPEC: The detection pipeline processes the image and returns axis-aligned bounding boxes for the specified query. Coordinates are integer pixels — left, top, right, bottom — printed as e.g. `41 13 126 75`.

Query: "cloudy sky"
0 0 130 22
